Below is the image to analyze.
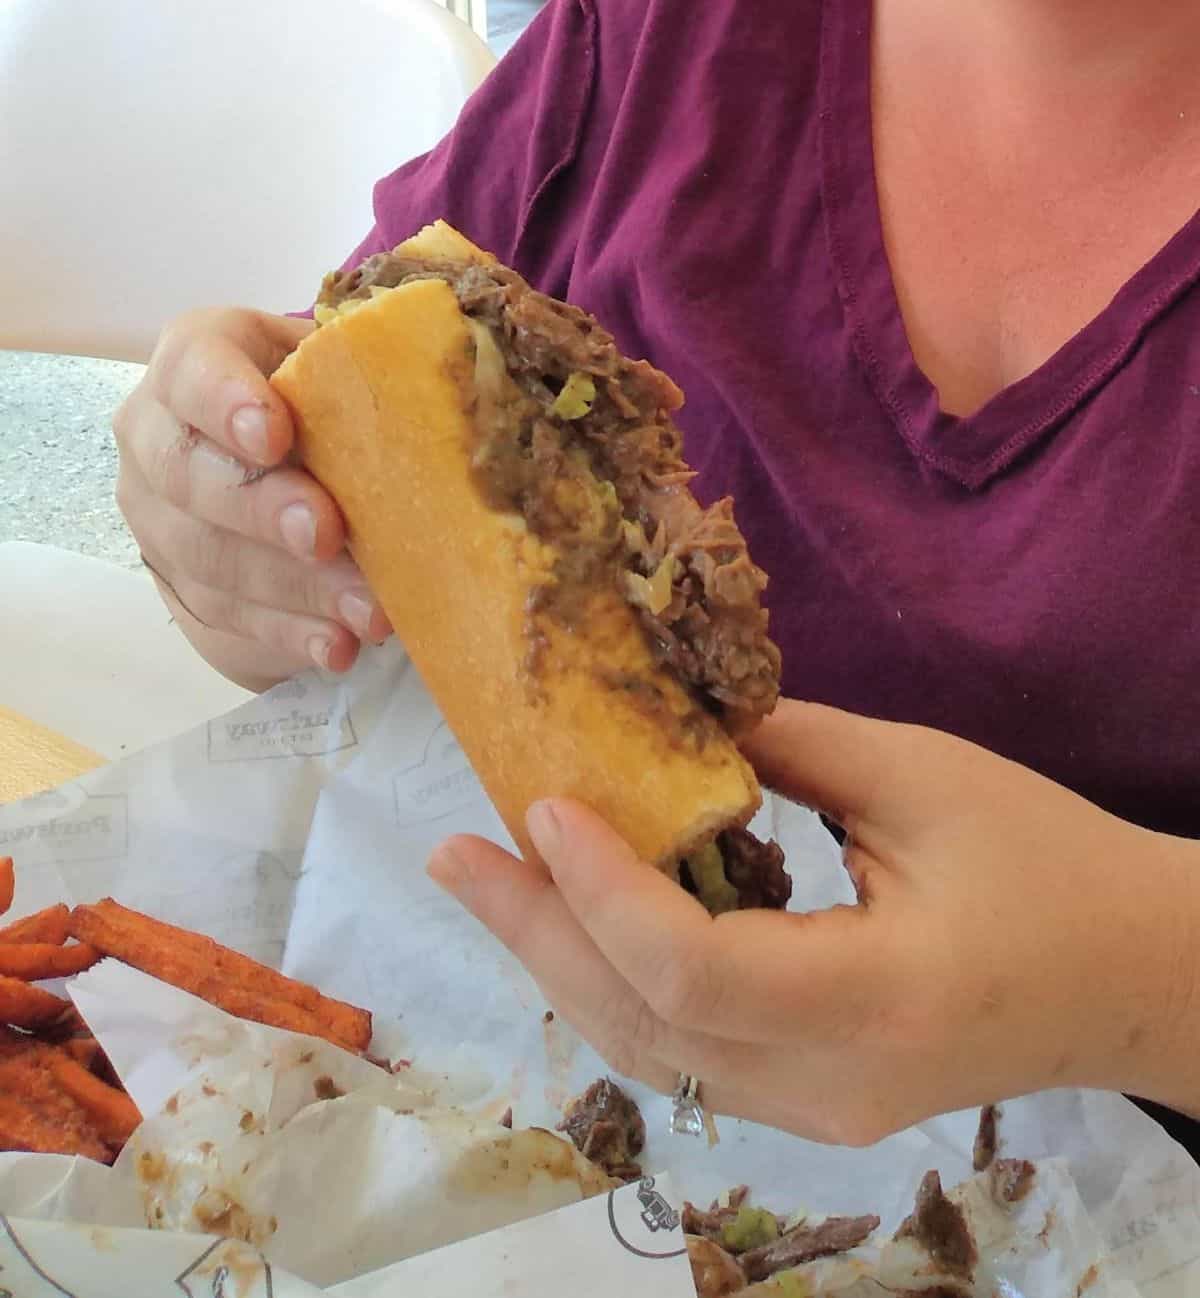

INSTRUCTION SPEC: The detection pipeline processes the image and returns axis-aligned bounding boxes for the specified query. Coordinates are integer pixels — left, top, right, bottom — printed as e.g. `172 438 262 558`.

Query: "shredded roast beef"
973 1106 1036 1203
896 1288 971 1298
740 1214 881 1282
717 828 792 910
320 253 781 729
683 1188 878 1284
896 1171 977 1281
556 1078 645 1183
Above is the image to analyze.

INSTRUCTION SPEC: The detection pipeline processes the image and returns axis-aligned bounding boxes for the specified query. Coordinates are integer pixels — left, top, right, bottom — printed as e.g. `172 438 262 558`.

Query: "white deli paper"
1 641 1199 1296
0 1181 694 1298
1 962 696 1297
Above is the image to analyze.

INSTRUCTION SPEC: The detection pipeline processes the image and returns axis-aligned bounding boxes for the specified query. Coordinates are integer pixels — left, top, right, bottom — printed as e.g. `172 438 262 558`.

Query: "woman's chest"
868 29 1200 417
567 158 1200 835
555 0 1200 830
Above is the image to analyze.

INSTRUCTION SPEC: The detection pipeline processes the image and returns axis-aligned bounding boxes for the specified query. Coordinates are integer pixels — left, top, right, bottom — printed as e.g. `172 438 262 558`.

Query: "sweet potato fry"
71 900 372 1051
34 1004 89 1041
0 1023 35 1057
0 858 13 916
0 975 70 1028
0 903 70 946
313 999 374 1050
0 1090 111 1162
70 903 361 1047
0 1045 114 1160
43 1050 140 1147
40 1022 118 1086
92 897 334 1009
78 899 320 1009
60 1036 101 1072
192 976 348 1042
0 1029 135 1155
0 942 100 980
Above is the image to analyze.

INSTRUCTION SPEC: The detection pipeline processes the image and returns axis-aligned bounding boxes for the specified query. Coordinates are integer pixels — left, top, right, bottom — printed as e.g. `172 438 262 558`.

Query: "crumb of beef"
896 1171 977 1280
498 1106 513 1130
556 1078 645 1183
990 1158 1036 1204
973 1103 999 1172
681 1186 753 1241
313 1075 343 1101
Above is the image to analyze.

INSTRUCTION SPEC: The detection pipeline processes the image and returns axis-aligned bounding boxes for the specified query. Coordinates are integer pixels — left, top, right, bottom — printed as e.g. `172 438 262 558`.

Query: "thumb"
739 701 947 836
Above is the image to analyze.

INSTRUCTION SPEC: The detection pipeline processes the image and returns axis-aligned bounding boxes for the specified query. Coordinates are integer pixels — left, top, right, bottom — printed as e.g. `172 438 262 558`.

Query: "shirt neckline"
818 0 1200 490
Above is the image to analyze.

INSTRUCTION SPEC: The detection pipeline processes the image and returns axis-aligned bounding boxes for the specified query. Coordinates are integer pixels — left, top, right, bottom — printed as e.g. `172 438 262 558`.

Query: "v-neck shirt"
342 0 1200 844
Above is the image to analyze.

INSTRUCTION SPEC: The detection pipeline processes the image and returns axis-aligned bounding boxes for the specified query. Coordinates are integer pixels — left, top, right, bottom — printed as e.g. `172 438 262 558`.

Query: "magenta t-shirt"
340 0 1200 842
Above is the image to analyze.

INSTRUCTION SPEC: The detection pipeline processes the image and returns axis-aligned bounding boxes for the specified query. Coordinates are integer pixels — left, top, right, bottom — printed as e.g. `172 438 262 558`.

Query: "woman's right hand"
114 308 392 692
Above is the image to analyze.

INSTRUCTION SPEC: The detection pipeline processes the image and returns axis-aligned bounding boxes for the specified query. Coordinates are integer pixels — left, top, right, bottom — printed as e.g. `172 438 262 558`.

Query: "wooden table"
0 705 102 804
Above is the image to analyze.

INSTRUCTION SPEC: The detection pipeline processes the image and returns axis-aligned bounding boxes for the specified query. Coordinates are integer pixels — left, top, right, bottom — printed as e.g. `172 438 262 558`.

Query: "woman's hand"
114 308 391 691
428 701 1200 1145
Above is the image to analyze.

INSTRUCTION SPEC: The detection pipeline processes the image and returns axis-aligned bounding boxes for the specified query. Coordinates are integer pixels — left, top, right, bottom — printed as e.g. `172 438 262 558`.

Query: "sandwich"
270 221 790 912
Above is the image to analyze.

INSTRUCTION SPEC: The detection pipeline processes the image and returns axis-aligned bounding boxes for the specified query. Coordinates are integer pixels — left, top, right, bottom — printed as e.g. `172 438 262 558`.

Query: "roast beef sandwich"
270 221 790 912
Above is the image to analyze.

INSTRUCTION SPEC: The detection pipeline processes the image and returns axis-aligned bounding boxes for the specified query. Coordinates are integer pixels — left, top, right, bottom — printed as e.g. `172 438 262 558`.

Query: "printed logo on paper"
0 780 89 831
13 784 80 817
0 1212 79 1294
608 1177 688 1259
153 850 303 968
394 721 486 827
176 1238 274 1298
264 676 311 702
207 703 357 762
0 793 128 867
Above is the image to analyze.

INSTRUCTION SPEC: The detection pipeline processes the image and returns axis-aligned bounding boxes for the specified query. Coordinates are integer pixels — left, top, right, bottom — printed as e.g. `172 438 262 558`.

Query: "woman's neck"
886 1 1200 143
981 1 1200 64
870 0 1200 416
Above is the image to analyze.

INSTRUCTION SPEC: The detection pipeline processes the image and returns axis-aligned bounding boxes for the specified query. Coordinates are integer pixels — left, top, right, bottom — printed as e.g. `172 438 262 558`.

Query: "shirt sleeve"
336 0 599 300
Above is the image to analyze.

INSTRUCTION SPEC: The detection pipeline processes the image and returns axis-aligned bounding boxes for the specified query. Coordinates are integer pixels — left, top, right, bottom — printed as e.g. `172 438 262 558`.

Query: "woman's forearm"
1116 831 1200 1118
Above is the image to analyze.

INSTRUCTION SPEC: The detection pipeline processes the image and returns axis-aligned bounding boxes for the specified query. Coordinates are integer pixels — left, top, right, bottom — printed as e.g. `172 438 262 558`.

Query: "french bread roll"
271 223 776 884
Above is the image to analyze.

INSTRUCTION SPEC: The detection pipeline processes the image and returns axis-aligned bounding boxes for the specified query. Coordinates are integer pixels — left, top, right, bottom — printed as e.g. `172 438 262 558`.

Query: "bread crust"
272 244 760 869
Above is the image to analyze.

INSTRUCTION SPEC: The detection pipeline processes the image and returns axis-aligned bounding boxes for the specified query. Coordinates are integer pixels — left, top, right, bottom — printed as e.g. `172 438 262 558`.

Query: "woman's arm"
428 700 1200 1144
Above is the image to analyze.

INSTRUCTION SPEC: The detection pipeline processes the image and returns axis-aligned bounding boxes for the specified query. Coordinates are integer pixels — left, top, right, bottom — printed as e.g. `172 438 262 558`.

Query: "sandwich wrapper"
0 641 1198 1296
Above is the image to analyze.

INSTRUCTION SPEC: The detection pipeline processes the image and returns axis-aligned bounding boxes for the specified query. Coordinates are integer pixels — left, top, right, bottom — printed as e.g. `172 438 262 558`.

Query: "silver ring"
669 1073 705 1136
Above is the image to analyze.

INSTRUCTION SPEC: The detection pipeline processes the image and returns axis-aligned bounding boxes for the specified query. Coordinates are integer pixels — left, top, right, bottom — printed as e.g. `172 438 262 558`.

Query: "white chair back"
0 543 254 759
0 0 495 362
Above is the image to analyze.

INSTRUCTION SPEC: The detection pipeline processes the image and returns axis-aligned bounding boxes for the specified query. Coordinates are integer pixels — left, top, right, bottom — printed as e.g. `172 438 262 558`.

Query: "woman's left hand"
428 701 1200 1145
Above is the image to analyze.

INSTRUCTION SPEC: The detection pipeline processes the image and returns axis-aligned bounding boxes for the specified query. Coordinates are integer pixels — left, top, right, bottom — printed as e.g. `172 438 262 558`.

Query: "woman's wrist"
1091 829 1200 1116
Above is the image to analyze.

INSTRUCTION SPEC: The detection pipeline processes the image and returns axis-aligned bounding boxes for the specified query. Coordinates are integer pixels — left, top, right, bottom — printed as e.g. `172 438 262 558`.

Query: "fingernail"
526 801 561 856
279 503 317 558
231 404 271 462
429 843 474 895
338 590 378 642
369 607 394 642
306 635 332 671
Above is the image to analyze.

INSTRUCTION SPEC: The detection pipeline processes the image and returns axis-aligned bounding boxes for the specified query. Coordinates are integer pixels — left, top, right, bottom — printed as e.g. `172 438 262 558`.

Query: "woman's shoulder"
353 0 825 293
587 0 824 63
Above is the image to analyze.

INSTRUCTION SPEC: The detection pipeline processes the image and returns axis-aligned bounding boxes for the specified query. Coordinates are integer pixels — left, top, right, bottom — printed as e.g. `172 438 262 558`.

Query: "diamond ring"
670 1074 704 1136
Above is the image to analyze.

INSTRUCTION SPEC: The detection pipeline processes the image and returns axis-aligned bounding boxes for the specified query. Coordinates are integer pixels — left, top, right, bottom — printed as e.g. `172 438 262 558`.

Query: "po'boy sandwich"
271 222 790 912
